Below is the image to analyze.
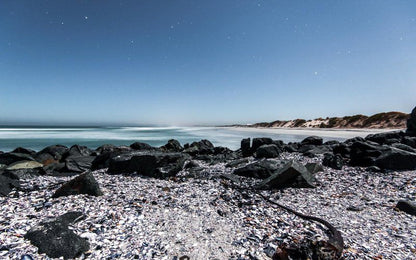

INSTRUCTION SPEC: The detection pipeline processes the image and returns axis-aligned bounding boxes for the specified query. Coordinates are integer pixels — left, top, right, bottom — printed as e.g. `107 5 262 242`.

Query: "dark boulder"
225 158 249 168
233 160 282 179
365 131 404 145
183 140 214 155
344 136 365 144
161 139 183 152
130 142 154 150
349 141 388 167
255 144 281 158
391 143 416 153
241 138 251 157
0 153 36 166
301 136 323 146
252 138 273 151
324 140 340 146
375 149 416 170
52 172 103 198
63 145 92 158
406 106 416 136
333 143 351 158
11 147 36 156
36 145 68 163
395 200 416 216
402 136 416 148
108 152 189 178
3 168 46 180
64 156 95 173
299 145 332 157
24 211 90 259
322 153 344 170
284 143 300 153
0 175 20 196
43 162 66 176
91 146 132 170
256 160 316 189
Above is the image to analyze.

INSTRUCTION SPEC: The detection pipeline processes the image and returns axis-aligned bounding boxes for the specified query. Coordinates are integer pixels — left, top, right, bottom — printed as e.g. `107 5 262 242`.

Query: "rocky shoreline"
0 107 416 259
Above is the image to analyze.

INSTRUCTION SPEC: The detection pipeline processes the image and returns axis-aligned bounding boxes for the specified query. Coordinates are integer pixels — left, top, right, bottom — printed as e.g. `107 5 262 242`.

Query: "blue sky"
1 1 415 125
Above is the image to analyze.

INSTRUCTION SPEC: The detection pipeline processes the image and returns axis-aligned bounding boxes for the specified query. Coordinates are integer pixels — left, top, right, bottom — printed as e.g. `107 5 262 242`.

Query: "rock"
233 160 281 179
284 143 300 153
344 136 365 144
108 152 189 178
375 149 416 170
252 138 273 151
24 211 90 259
255 144 281 158
184 139 215 155
241 138 251 157
91 146 132 170
333 143 350 158
324 140 340 146
406 106 416 136
347 205 364 211
11 147 36 155
0 175 20 196
214 146 233 155
349 141 388 167
6 160 43 170
64 156 95 173
36 145 69 162
43 162 66 175
161 139 183 152
256 160 316 189
64 145 92 158
305 162 324 174
322 153 344 170
391 143 416 153
395 200 416 216
130 142 154 150
402 136 416 148
301 136 323 146
52 172 103 198
0 153 36 166
366 166 381 172
299 145 332 157
365 131 404 145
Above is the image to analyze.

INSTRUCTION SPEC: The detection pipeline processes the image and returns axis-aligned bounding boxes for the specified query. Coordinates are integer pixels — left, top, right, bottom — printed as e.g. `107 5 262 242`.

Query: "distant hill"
235 112 409 129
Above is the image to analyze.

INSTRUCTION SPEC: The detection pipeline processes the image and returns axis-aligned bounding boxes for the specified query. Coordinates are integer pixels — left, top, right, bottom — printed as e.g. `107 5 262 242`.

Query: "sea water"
0 126 397 152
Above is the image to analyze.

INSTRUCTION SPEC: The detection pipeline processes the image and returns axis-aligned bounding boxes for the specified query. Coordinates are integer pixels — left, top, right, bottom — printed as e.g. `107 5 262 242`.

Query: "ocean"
0 126 396 152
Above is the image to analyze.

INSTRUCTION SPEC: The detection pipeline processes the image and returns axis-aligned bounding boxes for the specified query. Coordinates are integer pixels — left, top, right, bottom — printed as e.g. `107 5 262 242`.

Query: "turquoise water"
0 126 387 152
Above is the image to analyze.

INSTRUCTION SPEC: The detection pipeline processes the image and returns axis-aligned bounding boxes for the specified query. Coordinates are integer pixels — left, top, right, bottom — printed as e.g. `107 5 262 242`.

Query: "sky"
1 0 415 126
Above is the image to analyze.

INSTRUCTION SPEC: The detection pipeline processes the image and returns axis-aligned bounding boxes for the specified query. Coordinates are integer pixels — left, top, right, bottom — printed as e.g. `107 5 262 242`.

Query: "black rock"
225 158 249 168
333 143 350 158
256 160 316 189
349 141 388 167
161 139 183 152
406 106 416 136
322 153 344 170
391 143 416 153
183 140 214 155
255 144 281 158
108 152 189 178
344 136 365 144
64 145 93 158
130 142 154 150
402 136 416 148
11 147 36 156
301 136 323 146
299 145 332 157
233 160 281 179
3 168 46 180
36 145 68 163
324 140 340 146
24 211 89 259
91 146 132 170
284 143 300 153
0 175 20 196
241 138 251 157
43 162 66 175
252 137 273 151
395 200 416 216
375 149 416 170
0 153 36 166
64 156 95 173
365 131 404 145
52 172 103 198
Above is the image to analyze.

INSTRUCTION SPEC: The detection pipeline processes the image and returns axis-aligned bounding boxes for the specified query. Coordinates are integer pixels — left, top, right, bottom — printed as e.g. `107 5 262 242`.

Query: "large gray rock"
24 212 89 259
256 160 316 189
35 145 68 164
255 144 281 158
108 152 189 178
233 160 281 179
375 149 416 170
183 140 214 155
64 156 95 173
64 145 93 158
52 172 103 198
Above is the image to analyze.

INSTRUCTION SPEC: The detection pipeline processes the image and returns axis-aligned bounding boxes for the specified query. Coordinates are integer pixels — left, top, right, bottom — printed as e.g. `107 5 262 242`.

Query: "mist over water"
0 126 392 152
